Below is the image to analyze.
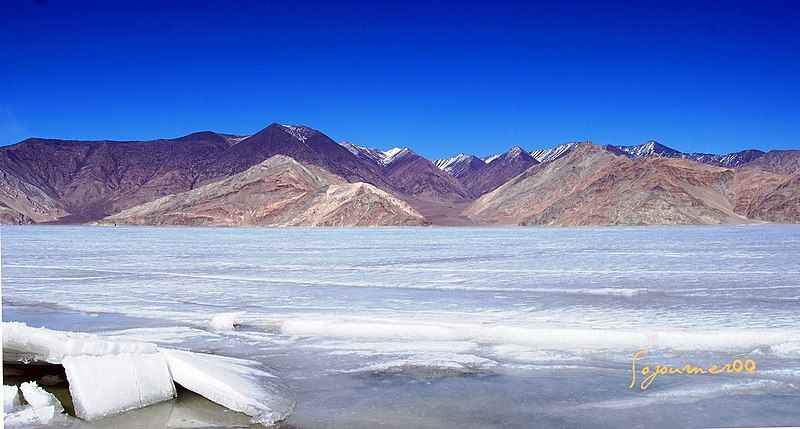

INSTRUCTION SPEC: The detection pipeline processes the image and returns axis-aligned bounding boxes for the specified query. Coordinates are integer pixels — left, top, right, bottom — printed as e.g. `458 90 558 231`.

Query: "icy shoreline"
2 322 294 427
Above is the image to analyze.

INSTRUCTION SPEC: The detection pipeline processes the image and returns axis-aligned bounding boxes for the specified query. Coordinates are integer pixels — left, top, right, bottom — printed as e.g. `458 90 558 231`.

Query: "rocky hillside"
464 143 795 226
100 156 427 227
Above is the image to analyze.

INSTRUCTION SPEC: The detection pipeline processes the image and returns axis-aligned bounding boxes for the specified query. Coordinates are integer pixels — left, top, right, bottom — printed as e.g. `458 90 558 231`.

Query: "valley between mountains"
1 123 798 226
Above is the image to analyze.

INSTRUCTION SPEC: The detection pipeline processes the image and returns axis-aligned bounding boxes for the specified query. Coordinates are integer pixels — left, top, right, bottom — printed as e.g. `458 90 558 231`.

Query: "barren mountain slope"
101 155 426 227
739 172 800 222
204 124 392 190
0 131 234 221
464 143 772 226
0 167 69 224
738 150 800 175
458 147 539 197
382 149 472 204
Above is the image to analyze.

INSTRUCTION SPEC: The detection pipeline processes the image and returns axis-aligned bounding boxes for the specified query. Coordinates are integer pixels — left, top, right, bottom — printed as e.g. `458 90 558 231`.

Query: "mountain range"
1 123 798 226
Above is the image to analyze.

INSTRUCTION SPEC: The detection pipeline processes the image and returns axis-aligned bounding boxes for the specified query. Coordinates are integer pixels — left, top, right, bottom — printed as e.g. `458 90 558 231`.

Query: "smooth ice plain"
2 226 800 428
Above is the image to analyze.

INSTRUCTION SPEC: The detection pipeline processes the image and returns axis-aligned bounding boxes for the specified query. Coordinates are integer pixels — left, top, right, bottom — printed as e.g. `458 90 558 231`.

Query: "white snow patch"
482 153 501 163
279 124 314 142
381 147 413 165
771 341 800 357
210 311 246 332
347 353 498 376
276 317 800 351
3 403 59 428
433 153 470 172
529 142 580 163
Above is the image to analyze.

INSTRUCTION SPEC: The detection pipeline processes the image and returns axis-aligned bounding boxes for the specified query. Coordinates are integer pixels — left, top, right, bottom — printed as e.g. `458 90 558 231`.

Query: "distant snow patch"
211 311 246 331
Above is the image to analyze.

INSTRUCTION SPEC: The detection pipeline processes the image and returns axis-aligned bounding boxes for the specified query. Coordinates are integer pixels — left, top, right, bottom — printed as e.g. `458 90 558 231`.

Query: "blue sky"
1 0 798 158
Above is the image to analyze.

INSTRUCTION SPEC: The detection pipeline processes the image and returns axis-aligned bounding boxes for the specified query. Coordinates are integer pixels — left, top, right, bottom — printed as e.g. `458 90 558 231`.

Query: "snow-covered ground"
2 226 800 428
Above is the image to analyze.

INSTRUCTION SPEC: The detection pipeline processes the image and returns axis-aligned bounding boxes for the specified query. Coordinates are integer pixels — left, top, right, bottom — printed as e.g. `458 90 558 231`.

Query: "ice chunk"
161 348 294 426
3 322 156 364
2 323 293 424
19 381 63 413
3 404 57 427
19 381 64 413
4 381 65 428
4 385 21 413
62 352 176 420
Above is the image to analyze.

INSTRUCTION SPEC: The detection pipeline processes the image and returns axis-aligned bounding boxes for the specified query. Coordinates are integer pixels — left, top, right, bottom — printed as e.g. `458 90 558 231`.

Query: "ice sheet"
2 322 156 364
4 226 800 428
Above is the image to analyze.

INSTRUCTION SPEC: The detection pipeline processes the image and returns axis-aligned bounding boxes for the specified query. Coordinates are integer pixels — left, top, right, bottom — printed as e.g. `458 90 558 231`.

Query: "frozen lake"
3 226 800 428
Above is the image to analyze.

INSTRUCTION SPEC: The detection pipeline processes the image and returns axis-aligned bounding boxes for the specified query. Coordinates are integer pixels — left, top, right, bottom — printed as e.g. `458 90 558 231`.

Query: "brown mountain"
339 144 475 223
433 153 487 180
2 123 798 226
204 124 391 189
737 172 800 222
464 142 797 226
0 131 235 222
100 155 426 227
0 166 69 224
381 148 471 205
461 147 539 197
435 147 539 197
0 124 396 223
738 149 800 175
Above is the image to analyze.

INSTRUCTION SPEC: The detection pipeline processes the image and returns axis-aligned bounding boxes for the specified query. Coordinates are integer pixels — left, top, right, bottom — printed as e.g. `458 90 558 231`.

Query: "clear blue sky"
1 0 798 158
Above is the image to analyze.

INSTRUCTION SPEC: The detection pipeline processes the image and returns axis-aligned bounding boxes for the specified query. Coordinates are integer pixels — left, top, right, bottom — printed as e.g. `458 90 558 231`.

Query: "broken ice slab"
62 352 176 420
2 322 294 425
162 348 295 426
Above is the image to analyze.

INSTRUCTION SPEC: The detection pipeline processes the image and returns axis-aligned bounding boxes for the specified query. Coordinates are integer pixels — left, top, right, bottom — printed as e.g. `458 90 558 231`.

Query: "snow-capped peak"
280 124 316 142
339 140 362 156
612 141 681 159
482 154 501 164
506 146 526 158
338 142 413 166
382 147 413 165
529 142 580 163
434 153 471 171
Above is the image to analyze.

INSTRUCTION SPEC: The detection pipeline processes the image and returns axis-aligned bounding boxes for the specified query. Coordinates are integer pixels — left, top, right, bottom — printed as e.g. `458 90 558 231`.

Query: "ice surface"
161 348 294 426
63 352 175 420
4 226 800 428
587 379 796 409
2 322 156 363
4 385 21 413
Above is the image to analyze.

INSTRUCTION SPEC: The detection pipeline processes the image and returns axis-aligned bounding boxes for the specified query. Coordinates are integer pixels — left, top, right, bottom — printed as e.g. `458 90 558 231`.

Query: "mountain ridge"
2 123 798 226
